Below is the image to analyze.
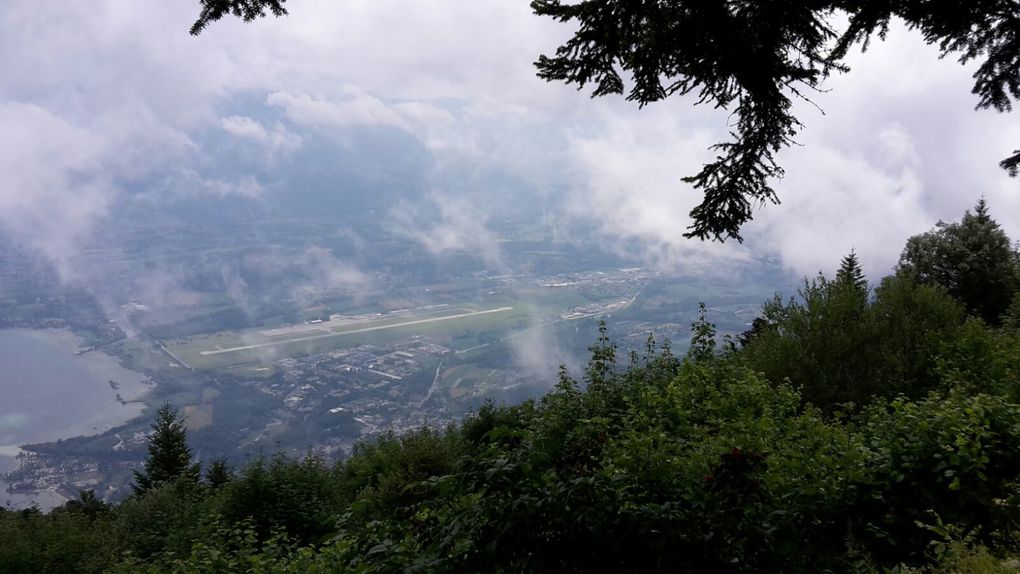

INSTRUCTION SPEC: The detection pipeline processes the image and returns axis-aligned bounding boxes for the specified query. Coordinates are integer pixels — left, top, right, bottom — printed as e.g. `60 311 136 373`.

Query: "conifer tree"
835 249 867 292
204 457 233 491
832 249 869 317
133 403 200 495
899 199 1020 325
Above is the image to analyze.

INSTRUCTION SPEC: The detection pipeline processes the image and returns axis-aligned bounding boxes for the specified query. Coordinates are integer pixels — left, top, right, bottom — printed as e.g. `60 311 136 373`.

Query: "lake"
0 329 150 509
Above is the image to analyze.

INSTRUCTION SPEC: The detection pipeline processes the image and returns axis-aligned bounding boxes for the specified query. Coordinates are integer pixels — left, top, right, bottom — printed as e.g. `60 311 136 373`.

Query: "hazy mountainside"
3 201 1020 572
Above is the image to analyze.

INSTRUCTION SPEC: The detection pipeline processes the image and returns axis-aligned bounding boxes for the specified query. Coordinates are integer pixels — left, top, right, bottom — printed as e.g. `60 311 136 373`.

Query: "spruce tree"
899 199 1020 325
204 457 233 491
133 403 200 495
835 249 867 292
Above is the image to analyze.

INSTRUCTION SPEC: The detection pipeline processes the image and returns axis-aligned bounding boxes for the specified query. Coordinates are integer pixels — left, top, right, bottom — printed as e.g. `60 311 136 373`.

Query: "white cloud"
0 1 1016 288
390 194 505 269
267 89 409 131
564 104 753 271
220 115 302 154
265 89 477 157
300 245 373 294
203 175 265 199
0 102 115 281
748 136 932 279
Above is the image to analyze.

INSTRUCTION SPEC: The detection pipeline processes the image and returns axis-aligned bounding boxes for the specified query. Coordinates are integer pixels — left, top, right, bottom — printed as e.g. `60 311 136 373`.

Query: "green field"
163 304 527 370
157 283 642 372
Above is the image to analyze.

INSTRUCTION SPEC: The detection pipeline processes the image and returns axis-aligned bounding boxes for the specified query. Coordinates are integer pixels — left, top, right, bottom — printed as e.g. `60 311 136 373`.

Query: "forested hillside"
4 201 1020 572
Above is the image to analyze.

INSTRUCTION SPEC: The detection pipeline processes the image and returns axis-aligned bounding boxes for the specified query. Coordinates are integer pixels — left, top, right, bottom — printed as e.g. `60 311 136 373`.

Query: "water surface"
0 329 149 509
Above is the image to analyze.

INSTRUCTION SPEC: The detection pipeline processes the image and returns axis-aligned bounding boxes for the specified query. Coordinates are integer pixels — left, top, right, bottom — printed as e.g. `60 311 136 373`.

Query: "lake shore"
0 328 153 510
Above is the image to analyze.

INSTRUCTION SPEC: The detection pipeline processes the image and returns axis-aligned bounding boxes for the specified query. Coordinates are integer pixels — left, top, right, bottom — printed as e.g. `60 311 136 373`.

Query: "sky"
1 0 1017 285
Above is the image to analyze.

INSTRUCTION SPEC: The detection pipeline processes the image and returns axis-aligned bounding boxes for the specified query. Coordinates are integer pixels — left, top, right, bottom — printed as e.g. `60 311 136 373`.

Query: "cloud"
294 245 374 301
508 320 573 380
748 129 932 279
267 89 410 132
740 22 1020 278
0 1 1017 293
390 193 505 269
265 89 477 159
132 169 266 202
563 103 753 272
220 115 302 154
0 102 115 281
560 21 1019 280
203 175 265 199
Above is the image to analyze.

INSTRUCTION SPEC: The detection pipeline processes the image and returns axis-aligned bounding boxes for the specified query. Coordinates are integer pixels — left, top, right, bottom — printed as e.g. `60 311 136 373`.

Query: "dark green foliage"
856 390 1020 563
190 0 287 35
899 198 1020 326
584 318 617 387
741 266 965 409
1004 292 1020 331
862 274 966 392
6 234 1020 572
1002 149 1020 177
133 403 201 495
336 427 462 520
0 504 117 574
204 457 234 491
687 301 718 361
56 489 110 519
835 248 868 292
216 453 339 544
936 318 1020 401
114 479 210 560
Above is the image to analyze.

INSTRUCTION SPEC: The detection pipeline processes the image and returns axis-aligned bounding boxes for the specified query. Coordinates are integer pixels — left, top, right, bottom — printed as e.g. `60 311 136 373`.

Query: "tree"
833 248 869 315
741 261 965 409
190 0 1020 242
190 0 287 35
898 198 1020 325
133 403 200 495
1004 293 1020 332
834 249 867 292
687 302 718 361
57 489 109 519
204 457 234 491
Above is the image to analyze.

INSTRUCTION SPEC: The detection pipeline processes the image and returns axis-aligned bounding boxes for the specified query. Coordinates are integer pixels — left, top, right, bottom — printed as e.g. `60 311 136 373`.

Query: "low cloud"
220 115 302 155
1 2 1017 295
290 245 374 306
268 89 410 132
202 175 265 199
564 105 753 272
508 318 573 380
390 193 505 270
748 132 932 279
0 102 116 281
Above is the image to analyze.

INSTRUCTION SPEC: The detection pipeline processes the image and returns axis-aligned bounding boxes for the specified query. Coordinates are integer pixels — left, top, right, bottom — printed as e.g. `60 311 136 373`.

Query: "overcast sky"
1 0 1017 284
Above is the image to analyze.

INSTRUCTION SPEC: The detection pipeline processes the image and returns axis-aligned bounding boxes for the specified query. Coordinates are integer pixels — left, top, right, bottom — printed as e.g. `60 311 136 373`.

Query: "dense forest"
3 200 1020 572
